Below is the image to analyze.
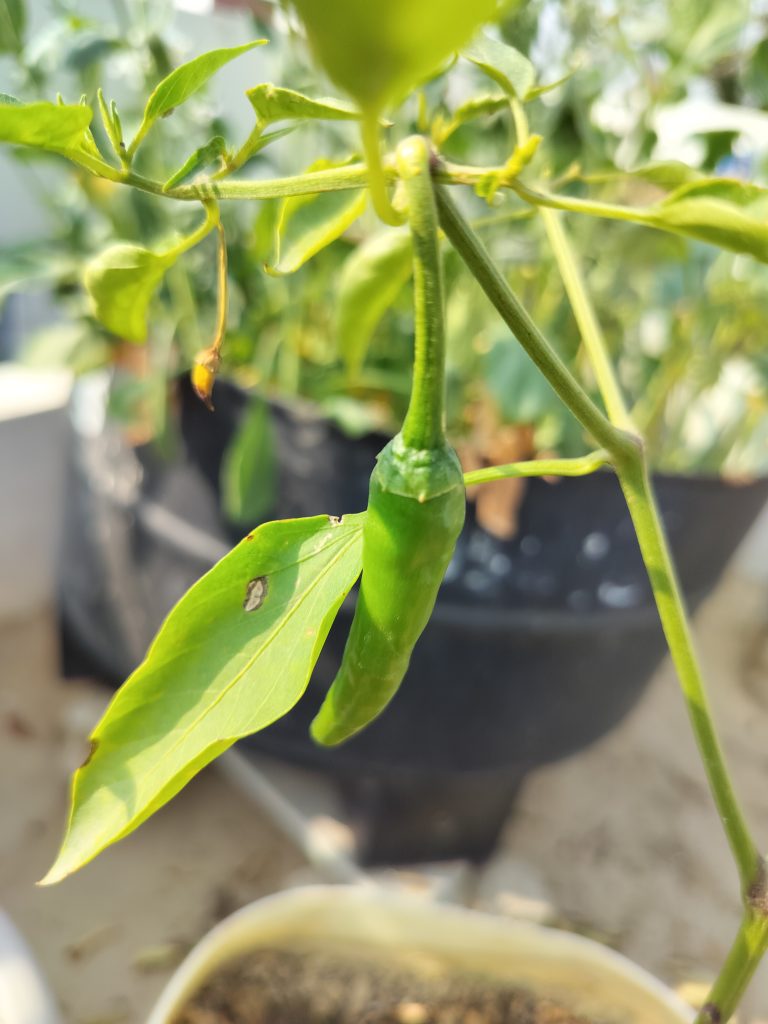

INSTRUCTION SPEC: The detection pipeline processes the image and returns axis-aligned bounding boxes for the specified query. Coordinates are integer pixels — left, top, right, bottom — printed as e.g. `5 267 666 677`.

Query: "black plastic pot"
60 377 768 863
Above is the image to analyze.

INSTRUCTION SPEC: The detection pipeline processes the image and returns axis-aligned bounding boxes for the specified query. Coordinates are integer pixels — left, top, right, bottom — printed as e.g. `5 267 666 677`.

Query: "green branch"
539 208 634 431
618 458 760 893
398 137 446 450
463 450 609 487
434 184 637 461
692 908 768 1024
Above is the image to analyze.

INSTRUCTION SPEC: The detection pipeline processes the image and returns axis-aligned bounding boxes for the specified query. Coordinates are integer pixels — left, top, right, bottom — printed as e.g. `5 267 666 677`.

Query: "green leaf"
452 92 508 124
221 395 277 525
41 513 365 884
583 161 703 190
247 83 360 125
524 68 576 100
336 228 412 375
0 0 25 53
463 33 536 100
0 92 21 106
163 135 227 191
266 159 367 276
647 179 768 262
84 244 175 343
0 101 94 161
132 40 265 150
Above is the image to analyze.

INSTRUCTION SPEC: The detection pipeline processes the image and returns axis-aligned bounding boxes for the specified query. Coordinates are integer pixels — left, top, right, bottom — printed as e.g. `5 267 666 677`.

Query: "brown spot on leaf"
81 738 99 769
701 1003 721 1024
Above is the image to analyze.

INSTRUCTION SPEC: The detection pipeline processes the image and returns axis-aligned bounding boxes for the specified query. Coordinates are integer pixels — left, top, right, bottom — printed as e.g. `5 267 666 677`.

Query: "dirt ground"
1 567 767 1023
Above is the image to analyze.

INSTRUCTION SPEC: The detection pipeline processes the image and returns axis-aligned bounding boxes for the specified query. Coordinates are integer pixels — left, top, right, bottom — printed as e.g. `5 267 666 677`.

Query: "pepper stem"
398 136 447 451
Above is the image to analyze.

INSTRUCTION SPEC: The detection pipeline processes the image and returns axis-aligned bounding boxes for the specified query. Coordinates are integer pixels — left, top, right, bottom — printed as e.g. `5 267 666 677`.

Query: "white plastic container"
148 885 694 1024
0 365 72 620
0 910 61 1024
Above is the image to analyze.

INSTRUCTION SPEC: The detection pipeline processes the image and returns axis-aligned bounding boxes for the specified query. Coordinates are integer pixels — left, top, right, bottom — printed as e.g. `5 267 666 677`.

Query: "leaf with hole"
41 513 365 884
84 244 176 343
336 228 412 376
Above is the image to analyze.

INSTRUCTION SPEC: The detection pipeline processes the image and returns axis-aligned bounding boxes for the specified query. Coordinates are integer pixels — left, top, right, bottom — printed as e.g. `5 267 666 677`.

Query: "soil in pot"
175 944 601 1024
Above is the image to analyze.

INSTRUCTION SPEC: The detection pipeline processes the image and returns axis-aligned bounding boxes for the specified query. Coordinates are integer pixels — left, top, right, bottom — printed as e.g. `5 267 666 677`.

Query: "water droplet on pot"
520 535 542 557
597 580 642 609
583 531 610 560
464 569 494 593
489 552 512 576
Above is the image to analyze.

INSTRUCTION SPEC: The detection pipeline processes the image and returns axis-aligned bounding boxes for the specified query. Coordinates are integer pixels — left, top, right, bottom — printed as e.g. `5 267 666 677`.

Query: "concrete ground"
2 567 768 1023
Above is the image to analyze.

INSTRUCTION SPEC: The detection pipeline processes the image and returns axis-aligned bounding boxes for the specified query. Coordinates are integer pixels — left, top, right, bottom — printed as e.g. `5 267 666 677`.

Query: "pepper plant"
2 2 767 1021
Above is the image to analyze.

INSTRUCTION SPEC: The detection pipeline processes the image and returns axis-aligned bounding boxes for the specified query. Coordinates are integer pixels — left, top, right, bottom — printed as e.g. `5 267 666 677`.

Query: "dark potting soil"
175 946 602 1024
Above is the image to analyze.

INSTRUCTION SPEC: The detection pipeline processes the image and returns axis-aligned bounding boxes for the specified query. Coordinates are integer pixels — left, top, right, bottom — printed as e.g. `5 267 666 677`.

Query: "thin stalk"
398 137 446 450
463 450 609 487
618 453 760 894
361 111 404 226
693 909 768 1024
540 208 634 431
435 185 637 461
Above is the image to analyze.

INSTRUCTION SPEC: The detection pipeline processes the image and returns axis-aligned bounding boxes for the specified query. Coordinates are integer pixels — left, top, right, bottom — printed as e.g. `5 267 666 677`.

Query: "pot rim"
147 884 694 1024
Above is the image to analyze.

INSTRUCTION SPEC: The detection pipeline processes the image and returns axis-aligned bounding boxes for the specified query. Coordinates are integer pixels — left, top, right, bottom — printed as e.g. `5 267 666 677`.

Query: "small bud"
191 347 221 411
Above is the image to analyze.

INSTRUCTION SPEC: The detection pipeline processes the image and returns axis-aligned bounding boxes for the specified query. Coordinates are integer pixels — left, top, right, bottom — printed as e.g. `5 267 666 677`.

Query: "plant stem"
463 450 609 487
398 137 446 450
435 185 637 461
361 111 404 226
693 908 768 1024
539 208 634 431
440 177 763 913
618 456 761 894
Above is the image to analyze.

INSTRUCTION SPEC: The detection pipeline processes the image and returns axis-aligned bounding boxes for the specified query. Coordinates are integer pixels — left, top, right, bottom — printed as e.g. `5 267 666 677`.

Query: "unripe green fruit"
292 0 498 113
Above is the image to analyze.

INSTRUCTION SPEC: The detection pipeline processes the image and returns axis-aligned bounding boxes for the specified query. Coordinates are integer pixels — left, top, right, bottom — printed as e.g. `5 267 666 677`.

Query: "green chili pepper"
311 137 466 746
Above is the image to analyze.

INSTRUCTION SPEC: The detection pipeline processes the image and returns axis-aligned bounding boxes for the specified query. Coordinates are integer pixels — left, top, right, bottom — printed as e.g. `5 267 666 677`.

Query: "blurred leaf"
84 244 175 343
525 69 576 100
0 0 24 53
0 92 21 105
0 101 95 162
0 242 79 297
584 161 703 189
336 228 412 375
291 0 497 112
485 337 561 424
221 395 277 525
65 34 122 71
247 83 359 125
42 513 365 884
647 179 768 261
21 322 111 375
163 135 227 190
463 32 535 100
266 160 366 276
744 38 768 108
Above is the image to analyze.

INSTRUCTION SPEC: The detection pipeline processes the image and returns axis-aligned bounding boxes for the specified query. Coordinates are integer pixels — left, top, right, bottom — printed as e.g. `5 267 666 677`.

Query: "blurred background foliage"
1 0 767 485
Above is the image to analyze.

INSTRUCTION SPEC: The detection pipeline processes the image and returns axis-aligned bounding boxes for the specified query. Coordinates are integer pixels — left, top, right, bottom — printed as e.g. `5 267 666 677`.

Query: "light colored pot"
0 910 61 1024
0 364 72 621
148 885 694 1024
